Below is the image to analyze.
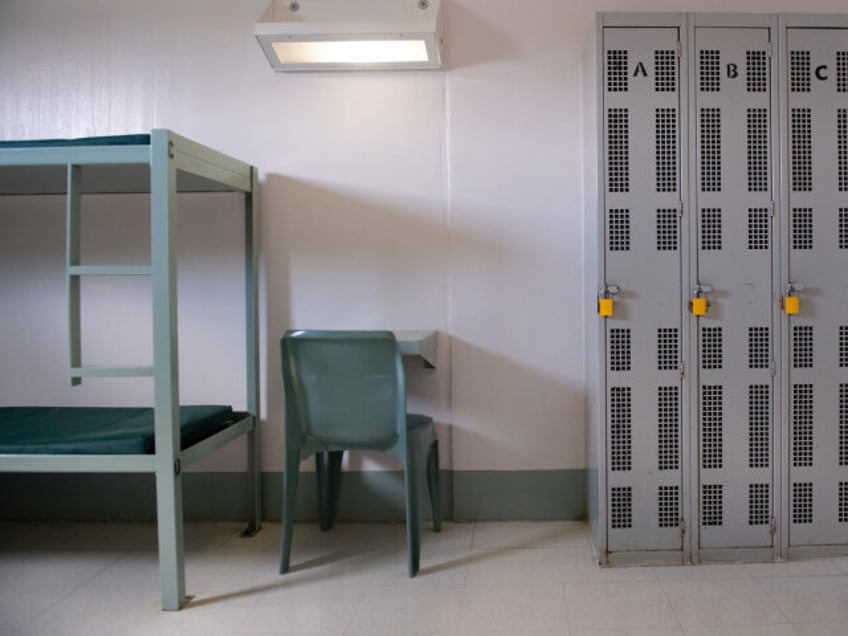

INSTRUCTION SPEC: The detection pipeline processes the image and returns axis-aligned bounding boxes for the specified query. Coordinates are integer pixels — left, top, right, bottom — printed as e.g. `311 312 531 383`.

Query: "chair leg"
316 451 332 531
328 450 343 525
404 462 421 577
279 449 301 574
317 450 344 531
426 441 442 533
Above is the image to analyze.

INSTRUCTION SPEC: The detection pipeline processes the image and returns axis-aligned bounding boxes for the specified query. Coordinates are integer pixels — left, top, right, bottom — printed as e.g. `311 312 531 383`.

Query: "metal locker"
587 11 848 568
783 20 848 552
601 22 686 556
692 19 779 557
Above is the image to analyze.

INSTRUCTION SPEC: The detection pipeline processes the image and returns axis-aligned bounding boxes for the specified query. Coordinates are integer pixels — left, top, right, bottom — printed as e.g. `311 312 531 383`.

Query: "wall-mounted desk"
395 330 437 368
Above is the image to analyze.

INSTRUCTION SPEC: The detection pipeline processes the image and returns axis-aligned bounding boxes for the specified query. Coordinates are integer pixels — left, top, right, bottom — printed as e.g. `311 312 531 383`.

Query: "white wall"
1 0 846 475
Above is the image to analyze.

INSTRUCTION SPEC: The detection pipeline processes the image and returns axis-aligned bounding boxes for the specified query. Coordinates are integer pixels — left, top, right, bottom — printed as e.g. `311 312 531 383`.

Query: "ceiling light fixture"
255 0 444 72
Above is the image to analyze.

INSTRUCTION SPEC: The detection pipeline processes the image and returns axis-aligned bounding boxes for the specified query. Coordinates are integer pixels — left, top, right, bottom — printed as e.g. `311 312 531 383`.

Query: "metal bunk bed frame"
0 129 261 610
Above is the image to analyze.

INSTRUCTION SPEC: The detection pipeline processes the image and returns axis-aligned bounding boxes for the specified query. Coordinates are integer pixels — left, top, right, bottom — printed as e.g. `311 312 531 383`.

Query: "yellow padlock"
691 297 707 316
599 298 614 317
784 296 800 315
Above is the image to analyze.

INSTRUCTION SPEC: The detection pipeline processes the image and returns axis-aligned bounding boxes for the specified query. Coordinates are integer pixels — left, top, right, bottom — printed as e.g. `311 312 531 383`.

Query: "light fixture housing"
255 0 444 72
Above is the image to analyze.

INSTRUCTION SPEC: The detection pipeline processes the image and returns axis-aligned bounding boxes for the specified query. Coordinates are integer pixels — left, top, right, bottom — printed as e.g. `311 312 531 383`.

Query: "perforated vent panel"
657 327 679 371
792 384 814 468
840 326 848 368
658 385 680 471
608 209 630 251
838 51 848 93
702 484 723 526
840 384 848 466
749 384 770 469
700 50 720 92
656 108 678 193
702 326 724 370
609 328 631 372
791 109 812 192
840 209 848 249
791 51 811 92
700 108 722 192
793 482 813 524
746 50 768 92
658 485 679 528
839 109 847 192
702 385 724 470
792 208 813 250
841 483 848 523
748 208 770 250
610 386 632 471
748 326 770 369
656 209 678 251
793 325 814 368
607 50 629 92
747 108 769 192
608 108 630 193
749 483 770 526
655 49 677 92
611 486 632 529
701 208 723 250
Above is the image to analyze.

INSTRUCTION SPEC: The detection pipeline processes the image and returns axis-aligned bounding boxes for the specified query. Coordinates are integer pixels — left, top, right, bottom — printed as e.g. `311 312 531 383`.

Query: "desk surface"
395 330 437 368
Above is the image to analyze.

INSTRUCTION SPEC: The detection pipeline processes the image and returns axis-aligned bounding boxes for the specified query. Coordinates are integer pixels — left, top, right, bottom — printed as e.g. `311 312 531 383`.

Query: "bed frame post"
244 166 262 535
66 164 82 387
150 130 186 611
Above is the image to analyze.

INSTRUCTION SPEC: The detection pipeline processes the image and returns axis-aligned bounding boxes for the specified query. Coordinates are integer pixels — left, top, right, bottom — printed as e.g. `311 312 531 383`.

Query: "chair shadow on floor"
185 522 573 609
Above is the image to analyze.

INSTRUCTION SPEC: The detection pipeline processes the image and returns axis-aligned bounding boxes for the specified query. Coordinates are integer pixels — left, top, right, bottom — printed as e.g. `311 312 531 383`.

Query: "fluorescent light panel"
255 0 443 72
271 39 429 65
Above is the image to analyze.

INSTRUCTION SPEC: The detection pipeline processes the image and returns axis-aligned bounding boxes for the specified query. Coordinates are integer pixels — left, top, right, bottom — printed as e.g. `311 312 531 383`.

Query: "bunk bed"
0 129 261 610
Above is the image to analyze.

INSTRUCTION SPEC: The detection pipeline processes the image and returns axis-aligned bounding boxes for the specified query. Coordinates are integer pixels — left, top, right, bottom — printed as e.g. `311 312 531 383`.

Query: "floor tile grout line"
653 576 687 633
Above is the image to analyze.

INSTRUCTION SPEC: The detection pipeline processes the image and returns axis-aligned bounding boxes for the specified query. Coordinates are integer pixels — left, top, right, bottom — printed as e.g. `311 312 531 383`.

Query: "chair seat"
407 413 433 429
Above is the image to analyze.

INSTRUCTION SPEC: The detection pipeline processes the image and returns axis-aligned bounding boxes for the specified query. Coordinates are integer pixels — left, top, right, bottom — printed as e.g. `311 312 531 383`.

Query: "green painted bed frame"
0 129 262 610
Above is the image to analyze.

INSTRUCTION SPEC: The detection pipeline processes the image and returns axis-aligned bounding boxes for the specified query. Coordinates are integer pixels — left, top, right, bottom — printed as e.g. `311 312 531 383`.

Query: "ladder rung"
68 265 152 277
69 366 154 378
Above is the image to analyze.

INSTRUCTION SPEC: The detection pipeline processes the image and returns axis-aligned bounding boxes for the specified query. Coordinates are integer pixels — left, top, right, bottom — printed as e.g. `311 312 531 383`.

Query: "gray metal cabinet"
691 16 780 560
782 16 848 556
586 12 848 565
586 13 690 565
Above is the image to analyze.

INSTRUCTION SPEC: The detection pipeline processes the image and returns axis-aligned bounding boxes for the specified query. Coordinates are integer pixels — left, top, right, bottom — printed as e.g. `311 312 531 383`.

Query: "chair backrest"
280 330 406 452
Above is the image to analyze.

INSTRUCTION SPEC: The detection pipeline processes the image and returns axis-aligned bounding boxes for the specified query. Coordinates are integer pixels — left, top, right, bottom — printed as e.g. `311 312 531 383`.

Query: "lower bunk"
0 405 261 609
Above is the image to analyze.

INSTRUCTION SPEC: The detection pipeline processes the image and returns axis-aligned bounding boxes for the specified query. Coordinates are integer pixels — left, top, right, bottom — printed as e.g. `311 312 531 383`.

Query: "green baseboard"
453 469 586 520
0 469 586 522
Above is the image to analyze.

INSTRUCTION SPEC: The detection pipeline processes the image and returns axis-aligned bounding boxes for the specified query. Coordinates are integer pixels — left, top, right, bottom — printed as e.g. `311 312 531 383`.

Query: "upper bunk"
0 130 254 195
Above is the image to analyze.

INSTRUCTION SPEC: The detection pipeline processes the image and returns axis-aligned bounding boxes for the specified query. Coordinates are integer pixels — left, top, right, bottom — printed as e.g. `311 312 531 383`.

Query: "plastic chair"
279 329 441 577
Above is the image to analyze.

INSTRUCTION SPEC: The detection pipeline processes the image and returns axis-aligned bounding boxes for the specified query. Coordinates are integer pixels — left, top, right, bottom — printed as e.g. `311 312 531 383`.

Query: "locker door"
603 27 684 552
786 28 848 547
694 27 776 550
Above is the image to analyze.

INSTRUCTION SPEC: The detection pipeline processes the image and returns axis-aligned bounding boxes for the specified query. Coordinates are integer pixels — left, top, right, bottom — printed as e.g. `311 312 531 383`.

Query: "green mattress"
0 134 151 148
0 406 244 454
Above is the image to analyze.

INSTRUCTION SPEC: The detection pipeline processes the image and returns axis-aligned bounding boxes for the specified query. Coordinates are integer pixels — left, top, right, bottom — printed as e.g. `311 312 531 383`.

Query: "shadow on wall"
0 193 249 409
450 335 586 468
449 335 587 519
443 1 516 70
258 173 514 471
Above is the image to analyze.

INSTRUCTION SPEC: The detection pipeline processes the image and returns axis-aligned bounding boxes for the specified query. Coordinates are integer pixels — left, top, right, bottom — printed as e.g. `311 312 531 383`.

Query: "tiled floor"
3 520 848 635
